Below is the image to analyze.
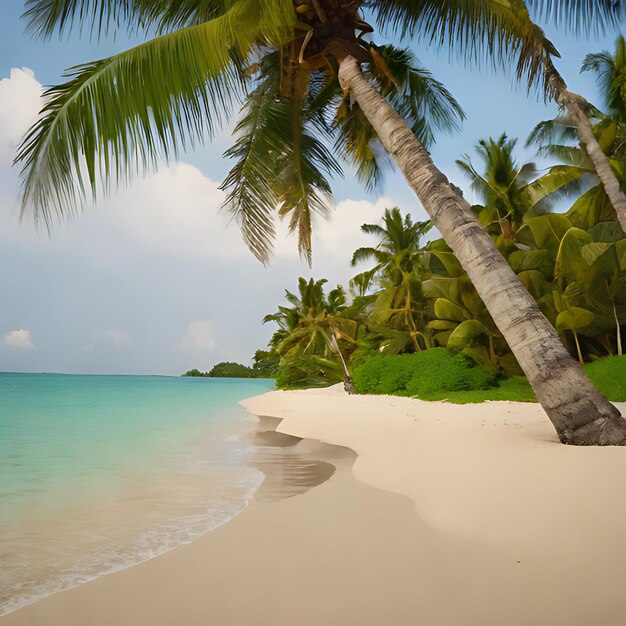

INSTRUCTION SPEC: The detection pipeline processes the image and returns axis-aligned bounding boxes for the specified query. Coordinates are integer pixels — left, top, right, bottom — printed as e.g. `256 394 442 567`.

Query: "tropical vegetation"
15 0 626 444
183 360 272 378
263 122 625 404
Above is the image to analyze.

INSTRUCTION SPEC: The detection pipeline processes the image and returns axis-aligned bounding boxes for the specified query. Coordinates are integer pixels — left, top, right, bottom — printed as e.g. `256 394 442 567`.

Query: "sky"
0 4 621 375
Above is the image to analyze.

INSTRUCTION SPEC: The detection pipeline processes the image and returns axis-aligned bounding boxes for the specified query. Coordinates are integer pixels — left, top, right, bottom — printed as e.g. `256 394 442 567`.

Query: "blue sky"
0 5 620 374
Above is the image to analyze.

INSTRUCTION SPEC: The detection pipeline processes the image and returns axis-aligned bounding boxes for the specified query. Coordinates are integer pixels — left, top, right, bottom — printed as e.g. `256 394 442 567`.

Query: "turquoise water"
0 373 274 615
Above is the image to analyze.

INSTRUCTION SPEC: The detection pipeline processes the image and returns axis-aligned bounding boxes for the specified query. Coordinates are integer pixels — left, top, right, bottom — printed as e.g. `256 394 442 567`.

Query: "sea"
0 372 275 616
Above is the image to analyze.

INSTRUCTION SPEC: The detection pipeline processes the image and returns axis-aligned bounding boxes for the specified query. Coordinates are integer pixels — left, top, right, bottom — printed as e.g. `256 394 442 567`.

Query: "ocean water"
0 372 274 616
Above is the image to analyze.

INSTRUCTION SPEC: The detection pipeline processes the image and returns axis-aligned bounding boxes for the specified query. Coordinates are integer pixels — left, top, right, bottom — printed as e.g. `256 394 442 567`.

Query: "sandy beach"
4 386 626 626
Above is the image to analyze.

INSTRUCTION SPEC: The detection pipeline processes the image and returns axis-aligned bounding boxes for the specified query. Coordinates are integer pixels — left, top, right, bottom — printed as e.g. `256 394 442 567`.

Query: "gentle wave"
0 374 274 617
1 457 264 616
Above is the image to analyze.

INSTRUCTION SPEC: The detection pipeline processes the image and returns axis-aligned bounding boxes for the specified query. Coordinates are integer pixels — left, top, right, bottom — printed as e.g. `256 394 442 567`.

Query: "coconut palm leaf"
274 98 338 264
582 36 626 122
16 0 296 229
525 0 626 32
222 62 341 263
526 117 579 148
374 45 465 146
334 44 464 190
23 0 291 38
374 0 561 96
23 0 142 38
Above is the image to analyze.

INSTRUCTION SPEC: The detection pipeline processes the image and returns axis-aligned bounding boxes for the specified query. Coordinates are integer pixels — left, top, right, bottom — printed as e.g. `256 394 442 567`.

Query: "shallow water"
0 372 274 615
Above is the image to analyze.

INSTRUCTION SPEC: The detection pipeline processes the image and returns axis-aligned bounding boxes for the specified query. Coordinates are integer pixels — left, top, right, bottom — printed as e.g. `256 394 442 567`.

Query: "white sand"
244 386 626 623
3 387 626 626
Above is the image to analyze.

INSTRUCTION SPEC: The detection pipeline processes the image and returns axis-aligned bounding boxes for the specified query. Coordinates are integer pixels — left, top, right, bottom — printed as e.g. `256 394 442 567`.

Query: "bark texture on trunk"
338 56 626 446
559 89 626 233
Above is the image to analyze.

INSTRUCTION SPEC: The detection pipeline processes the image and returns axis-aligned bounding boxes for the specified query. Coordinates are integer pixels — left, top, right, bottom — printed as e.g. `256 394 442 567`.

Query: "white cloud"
102 162 248 260
0 68 43 164
181 320 216 352
4 329 36 350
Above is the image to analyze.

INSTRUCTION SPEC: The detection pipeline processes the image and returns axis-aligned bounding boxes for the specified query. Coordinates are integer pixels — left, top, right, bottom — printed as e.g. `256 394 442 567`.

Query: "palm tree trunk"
338 55 626 446
558 89 626 232
541 55 626 231
330 331 355 394
614 303 623 357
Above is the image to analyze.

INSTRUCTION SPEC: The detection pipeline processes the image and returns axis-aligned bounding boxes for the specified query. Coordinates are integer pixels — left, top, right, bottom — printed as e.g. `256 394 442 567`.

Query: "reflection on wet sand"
247 415 355 503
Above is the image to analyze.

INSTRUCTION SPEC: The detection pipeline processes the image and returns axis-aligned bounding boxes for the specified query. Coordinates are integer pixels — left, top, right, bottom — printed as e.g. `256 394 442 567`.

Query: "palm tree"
457 134 547 242
498 0 626 232
583 35 626 128
15 0 626 444
527 32 626 233
351 207 433 353
263 277 358 391
527 116 626 231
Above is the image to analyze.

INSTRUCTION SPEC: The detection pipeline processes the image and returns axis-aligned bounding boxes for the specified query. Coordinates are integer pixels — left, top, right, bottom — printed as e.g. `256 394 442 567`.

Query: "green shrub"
351 353 416 395
275 355 344 390
584 356 626 402
208 362 255 378
352 348 497 398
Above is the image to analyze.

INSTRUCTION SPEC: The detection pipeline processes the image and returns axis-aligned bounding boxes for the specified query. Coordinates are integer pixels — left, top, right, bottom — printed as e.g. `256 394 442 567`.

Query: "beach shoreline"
4 386 626 625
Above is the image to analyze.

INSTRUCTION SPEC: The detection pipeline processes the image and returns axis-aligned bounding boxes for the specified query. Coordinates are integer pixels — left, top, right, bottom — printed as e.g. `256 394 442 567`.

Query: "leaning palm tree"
527 32 626 233
498 0 626 231
15 0 626 444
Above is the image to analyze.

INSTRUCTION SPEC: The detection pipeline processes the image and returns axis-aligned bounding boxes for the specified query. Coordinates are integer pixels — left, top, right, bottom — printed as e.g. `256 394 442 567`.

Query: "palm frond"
522 164 594 208
23 0 140 38
360 223 387 237
373 0 561 98
535 144 591 167
351 247 388 267
23 0 295 39
222 61 341 263
526 0 626 33
220 77 282 264
526 117 578 148
334 96 392 192
373 44 465 146
334 45 463 190
17 0 295 228
582 36 626 121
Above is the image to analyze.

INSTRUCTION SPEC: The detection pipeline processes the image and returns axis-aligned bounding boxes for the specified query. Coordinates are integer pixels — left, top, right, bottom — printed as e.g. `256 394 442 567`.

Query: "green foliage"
208 362 256 378
275 355 344 390
182 368 210 377
436 377 537 404
252 350 280 378
352 349 497 399
264 277 362 389
584 356 626 401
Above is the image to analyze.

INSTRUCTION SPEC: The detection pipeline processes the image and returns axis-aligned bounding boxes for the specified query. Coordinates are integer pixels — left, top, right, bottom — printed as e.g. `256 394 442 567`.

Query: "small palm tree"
264 278 358 391
457 135 543 238
15 0 626 443
352 207 433 352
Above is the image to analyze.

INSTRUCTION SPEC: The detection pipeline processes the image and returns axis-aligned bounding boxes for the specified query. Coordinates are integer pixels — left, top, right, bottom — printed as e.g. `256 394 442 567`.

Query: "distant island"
183 352 278 379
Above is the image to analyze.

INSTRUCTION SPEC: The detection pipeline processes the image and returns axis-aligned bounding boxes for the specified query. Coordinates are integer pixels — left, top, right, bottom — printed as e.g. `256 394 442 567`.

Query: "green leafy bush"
352 348 497 398
584 356 626 402
275 355 344 390
208 362 255 378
